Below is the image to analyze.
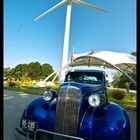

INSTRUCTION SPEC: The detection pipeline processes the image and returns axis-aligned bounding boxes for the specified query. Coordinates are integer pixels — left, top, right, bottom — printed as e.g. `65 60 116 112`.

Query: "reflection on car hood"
61 82 105 95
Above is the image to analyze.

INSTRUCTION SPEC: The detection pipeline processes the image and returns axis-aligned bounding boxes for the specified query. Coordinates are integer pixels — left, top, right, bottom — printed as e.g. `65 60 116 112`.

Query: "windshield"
65 71 103 84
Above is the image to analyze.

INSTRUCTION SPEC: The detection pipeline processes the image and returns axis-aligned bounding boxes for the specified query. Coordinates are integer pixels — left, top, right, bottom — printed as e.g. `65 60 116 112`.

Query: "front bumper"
14 127 34 140
14 127 84 140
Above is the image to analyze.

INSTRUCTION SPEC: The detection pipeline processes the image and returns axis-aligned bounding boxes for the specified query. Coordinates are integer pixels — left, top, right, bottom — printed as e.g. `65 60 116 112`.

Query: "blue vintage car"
15 69 130 140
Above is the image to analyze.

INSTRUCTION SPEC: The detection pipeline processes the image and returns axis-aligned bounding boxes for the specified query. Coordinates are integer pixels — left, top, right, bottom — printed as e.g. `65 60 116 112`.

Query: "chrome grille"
53 85 82 140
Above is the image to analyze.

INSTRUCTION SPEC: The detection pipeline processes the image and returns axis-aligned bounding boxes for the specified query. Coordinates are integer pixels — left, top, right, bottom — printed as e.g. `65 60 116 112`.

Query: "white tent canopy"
34 50 136 87
71 50 136 73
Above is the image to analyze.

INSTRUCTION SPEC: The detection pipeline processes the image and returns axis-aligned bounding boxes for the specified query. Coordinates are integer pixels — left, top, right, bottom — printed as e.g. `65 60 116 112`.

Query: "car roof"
66 69 105 74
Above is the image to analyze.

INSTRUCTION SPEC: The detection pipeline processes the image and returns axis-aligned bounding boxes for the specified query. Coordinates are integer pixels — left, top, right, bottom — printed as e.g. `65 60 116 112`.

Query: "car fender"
79 102 130 140
21 97 57 131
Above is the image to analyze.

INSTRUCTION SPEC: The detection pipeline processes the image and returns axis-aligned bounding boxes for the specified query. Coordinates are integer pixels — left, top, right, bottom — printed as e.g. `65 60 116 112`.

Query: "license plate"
20 119 38 132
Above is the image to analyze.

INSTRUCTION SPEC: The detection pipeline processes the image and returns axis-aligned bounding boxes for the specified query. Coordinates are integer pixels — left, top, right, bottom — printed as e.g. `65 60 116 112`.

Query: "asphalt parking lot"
4 89 136 140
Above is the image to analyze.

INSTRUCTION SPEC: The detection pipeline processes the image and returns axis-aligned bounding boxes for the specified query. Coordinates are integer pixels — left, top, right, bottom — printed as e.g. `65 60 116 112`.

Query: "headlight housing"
88 94 100 107
43 90 53 101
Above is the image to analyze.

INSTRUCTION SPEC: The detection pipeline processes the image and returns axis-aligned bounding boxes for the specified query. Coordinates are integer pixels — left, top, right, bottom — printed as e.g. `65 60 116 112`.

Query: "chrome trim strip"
35 129 84 140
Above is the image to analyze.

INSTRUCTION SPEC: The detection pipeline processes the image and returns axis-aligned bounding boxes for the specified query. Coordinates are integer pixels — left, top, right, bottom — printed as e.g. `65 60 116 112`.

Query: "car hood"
61 82 106 95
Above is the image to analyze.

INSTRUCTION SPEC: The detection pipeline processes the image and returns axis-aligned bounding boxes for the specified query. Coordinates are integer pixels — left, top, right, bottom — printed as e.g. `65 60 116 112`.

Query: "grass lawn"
4 86 46 95
107 87 136 110
4 85 136 111
109 98 136 111
4 83 60 95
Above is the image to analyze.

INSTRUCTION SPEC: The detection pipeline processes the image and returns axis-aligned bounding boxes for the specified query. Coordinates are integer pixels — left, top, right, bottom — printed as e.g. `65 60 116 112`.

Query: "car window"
83 76 97 81
65 72 103 84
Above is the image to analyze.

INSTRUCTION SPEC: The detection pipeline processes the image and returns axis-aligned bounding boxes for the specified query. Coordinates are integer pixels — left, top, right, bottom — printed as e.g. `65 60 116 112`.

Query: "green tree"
129 70 136 89
112 71 136 90
4 67 10 77
4 62 54 81
12 64 23 80
130 51 136 89
4 67 13 80
105 80 110 87
41 63 54 79
28 62 42 80
112 51 136 90
131 51 136 56
22 64 29 77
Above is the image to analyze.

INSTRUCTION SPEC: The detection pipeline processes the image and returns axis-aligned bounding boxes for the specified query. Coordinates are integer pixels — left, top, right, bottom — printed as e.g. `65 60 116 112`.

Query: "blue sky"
4 0 136 71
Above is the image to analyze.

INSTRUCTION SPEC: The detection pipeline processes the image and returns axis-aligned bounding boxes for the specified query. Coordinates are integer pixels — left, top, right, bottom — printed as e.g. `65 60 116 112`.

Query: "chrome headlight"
43 90 53 101
88 94 100 107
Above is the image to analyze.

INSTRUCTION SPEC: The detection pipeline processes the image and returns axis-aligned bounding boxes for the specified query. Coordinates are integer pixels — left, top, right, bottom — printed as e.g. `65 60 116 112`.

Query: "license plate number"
21 119 38 132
